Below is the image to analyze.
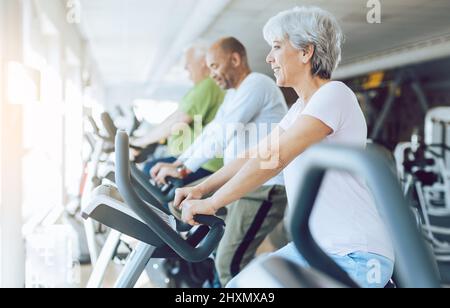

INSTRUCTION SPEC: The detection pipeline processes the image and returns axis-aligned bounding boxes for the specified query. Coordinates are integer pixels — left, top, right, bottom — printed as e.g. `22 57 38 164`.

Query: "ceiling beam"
334 34 450 79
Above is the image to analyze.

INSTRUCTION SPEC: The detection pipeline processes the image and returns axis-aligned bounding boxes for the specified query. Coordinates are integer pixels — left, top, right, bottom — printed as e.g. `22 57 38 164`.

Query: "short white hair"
184 40 210 61
263 6 344 79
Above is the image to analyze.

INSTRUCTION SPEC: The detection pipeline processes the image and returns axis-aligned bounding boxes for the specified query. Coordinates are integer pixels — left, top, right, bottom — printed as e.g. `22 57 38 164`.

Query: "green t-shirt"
167 77 224 172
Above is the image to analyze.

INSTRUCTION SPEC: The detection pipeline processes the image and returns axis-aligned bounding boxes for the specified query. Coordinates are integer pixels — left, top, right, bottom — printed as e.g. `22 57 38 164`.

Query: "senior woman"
173 6 395 288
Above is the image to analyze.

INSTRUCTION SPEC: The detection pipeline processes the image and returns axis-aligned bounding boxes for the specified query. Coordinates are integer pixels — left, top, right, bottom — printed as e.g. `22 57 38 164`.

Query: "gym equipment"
80 113 119 264
84 167 213 288
64 116 102 264
232 144 441 288
76 111 141 266
394 113 450 284
83 131 225 288
369 70 430 141
98 112 186 215
79 112 174 286
86 112 222 288
425 107 450 170
104 110 161 164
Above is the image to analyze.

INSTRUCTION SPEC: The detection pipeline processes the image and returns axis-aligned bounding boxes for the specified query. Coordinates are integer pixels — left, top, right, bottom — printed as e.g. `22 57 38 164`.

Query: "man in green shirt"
132 42 224 184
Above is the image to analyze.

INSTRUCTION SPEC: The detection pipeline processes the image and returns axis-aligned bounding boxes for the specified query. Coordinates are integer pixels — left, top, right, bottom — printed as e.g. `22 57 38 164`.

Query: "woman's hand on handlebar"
173 186 204 209
180 198 217 226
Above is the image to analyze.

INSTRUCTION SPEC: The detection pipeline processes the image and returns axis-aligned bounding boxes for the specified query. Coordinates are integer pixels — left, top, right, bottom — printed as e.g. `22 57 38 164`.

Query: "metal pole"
86 230 122 288
114 242 155 288
411 81 429 114
370 74 403 140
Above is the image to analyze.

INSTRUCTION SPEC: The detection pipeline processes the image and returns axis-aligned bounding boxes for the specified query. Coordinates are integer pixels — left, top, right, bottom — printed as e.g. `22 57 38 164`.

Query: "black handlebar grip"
193 214 225 228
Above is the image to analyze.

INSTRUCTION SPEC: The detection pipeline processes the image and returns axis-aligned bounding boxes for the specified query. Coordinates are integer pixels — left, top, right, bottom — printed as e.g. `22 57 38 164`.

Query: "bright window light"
40 67 62 105
7 61 40 105
64 80 84 197
133 99 178 125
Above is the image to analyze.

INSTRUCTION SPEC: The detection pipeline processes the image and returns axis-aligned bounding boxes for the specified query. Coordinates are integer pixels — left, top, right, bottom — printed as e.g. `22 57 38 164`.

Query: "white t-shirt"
180 72 288 187
279 81 394 261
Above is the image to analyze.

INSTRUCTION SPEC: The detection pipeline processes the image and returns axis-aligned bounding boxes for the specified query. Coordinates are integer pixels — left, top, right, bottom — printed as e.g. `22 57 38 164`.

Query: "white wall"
33 0 106 104
0 0 5 288
0 0 105 287
0 0 26 288
29 0 106 206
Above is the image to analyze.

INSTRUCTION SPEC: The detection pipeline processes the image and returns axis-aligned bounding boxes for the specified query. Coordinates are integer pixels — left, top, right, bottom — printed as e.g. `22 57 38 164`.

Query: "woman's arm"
173 154 250 207
197 156 249 195
181 115 332 225
210 116 331 208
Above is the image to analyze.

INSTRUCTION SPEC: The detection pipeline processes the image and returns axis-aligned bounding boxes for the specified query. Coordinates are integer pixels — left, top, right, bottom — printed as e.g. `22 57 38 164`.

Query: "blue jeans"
227 242 394 288
143 156 213 186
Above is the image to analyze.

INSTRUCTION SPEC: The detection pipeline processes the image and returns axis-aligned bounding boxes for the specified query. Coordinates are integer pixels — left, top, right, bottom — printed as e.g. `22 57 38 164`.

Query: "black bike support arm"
288 144 440 288
115 130 225 263
129 163 172 215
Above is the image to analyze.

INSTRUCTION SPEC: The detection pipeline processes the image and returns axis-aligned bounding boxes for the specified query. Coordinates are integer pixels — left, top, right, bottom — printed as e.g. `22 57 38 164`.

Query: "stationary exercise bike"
231 144 441 288
83 131 225 288
84 113 220 287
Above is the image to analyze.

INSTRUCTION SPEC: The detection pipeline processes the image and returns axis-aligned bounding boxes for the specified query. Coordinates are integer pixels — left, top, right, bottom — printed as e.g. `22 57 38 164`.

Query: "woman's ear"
301 45 314 64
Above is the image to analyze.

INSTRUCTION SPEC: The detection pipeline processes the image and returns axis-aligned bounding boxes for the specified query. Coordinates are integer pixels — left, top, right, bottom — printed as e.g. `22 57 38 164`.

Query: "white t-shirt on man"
179 72 288 187
279 81 394 261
